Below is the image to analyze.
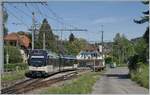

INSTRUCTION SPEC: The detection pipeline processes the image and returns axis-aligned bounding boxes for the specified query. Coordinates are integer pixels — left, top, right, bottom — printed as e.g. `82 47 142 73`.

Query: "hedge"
4 63 28 71
4 46 23 64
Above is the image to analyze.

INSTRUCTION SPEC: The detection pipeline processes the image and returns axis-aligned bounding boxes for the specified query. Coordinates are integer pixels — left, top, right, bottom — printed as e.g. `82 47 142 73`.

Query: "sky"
4 1 148 42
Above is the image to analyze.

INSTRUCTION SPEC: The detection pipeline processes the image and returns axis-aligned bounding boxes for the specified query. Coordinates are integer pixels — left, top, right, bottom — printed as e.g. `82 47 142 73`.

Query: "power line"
44 3 63 21
47 4 78 29
25 3 34 13
34 3 45 18
4 7 30 29
11 4 32 18
42 3 78 29
39 4 65 26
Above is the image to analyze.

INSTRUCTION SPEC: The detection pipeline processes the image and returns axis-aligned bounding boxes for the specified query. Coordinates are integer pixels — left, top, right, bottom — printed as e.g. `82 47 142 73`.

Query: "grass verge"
130 64 149 88
1 70 26 82
42 72 100 94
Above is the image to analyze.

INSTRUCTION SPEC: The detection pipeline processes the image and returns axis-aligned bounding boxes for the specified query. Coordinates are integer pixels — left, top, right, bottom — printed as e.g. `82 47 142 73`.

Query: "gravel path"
92 67 149 94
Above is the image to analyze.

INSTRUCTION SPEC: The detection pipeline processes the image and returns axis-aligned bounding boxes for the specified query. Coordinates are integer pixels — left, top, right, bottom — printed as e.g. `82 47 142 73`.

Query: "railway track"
1 70 78 94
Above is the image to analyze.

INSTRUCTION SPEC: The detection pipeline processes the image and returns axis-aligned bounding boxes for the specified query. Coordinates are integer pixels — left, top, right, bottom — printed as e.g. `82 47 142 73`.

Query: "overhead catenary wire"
11 4 32 18
39 3 65 26
25 3 34 13
34 3 45 19
5 3 87 34
4 7 30 29
42 3 78 29
44 3 64 21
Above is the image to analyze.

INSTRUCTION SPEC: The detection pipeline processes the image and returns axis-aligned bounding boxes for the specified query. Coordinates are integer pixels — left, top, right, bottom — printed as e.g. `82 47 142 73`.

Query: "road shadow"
105 74 130 79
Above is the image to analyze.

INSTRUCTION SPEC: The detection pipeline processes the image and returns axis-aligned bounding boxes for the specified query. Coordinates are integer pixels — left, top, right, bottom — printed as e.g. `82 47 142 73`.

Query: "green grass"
131 64 149 88
42 72 100 94
1 70 26 82
4 63 28 72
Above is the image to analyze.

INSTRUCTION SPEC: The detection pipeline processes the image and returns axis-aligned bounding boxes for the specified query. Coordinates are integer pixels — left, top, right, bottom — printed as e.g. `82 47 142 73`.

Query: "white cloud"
92 17 125 24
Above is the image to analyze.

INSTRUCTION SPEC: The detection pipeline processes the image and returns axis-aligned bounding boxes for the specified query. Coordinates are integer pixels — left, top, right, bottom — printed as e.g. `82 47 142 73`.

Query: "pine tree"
133 1 149 63
35 18 56 51
69 33 75 42
3 9 8 36
134 1 149 24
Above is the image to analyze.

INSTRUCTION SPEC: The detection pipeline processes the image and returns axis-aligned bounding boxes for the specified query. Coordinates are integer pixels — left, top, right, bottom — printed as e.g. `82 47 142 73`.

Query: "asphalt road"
92 66 149 94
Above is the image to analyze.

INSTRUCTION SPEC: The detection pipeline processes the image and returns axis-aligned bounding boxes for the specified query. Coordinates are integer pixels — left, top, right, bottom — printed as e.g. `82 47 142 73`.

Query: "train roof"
61 55 77 60
47 51 59 58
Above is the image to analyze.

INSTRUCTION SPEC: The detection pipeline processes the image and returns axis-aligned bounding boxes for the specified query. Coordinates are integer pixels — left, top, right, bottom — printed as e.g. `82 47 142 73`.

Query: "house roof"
4 33 20 41
83 44 98 51
4 32 31 48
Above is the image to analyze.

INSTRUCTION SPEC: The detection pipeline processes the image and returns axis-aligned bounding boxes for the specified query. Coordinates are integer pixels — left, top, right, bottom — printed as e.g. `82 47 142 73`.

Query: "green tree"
134 1 149 43
64 38 88 55
4 46 23 64
134 38 147 63
3 9 8 36
35 18 57 52
134 1 149 24
133 1 149 63
112 33 135 65
69 33 75 42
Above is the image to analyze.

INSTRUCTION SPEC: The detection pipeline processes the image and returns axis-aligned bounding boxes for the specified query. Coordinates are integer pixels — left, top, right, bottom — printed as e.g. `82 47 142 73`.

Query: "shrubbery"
130 63 149 88
4 46 23 64
105 57 112 64
4 63 28 71
128 38 149 88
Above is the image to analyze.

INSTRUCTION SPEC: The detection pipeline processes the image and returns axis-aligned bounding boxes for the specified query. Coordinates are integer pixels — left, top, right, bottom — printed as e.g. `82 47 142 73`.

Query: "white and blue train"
25 49 77 78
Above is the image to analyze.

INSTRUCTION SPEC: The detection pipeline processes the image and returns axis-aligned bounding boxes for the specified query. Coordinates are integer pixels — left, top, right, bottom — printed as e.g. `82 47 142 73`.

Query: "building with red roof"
4 32 31 49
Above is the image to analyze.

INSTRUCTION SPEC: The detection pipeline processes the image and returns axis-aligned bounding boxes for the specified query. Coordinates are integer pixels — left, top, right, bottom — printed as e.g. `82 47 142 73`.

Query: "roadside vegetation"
42 72 100 94
129 1 149 89
111 29 149 89
130 63 149 88
4 63 28 72
111 1 149 88
4 46 23 64
1 70 26 81
3 46 27 81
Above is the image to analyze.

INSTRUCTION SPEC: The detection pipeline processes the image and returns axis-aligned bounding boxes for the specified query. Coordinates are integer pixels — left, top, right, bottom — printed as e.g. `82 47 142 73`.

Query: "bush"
4 63 28 71
128 55 139 71
105 57 112 64
130 63 149 88
4 46 23 64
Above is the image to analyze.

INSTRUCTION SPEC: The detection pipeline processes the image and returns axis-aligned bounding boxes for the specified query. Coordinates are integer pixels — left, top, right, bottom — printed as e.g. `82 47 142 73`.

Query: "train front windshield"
30 58 45 66
29 55 47 67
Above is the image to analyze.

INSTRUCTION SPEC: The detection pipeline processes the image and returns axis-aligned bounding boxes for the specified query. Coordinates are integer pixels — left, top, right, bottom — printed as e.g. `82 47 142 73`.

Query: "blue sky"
5 1 148 42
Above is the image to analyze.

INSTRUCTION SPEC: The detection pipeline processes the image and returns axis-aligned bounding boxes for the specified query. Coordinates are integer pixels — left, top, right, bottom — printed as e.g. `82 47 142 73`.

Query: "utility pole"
93 58 95 72
0 1 47 74
0 1 4 73
32 12 35 50
43 31 45 50
101 25 104 67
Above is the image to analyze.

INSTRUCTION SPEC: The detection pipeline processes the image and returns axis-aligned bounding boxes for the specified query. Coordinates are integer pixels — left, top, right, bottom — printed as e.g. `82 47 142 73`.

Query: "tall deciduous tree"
112 33 135 64
64 38 88 55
